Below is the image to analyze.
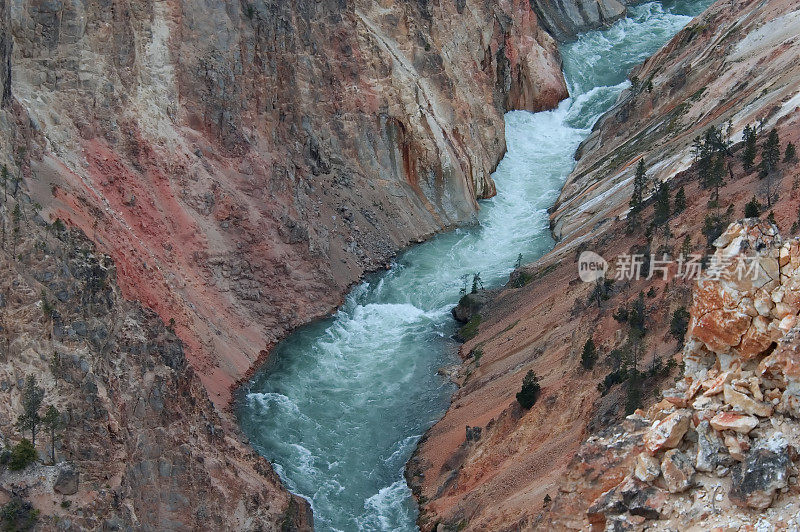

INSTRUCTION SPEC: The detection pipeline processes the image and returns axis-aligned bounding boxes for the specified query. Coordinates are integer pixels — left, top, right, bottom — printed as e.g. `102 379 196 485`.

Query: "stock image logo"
577 251 762 283
578 251 608 283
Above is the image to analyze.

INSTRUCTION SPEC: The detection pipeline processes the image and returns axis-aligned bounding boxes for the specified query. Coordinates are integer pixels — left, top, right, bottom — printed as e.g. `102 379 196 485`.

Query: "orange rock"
643 410 691 455
710 412 758 434
702 371 732 396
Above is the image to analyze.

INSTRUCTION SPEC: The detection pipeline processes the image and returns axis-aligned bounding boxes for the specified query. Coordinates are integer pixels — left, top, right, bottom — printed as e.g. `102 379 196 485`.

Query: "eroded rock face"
548 221 800 527
531 0 627 42
3 0 570 406
550 0 800 246
0 218 310 529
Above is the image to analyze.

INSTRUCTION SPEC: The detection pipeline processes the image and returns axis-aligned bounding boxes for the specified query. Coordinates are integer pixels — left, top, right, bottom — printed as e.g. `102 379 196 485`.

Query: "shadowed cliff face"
4 0 568 405
0 199 311 528
532 0 628 42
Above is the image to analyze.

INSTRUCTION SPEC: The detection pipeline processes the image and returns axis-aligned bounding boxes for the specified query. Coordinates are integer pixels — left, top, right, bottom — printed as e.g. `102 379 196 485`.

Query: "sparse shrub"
8 439 37 471
516 370 541 409
1 497 39 531
471 347 483 366
457 315 481 341
41 290 53 318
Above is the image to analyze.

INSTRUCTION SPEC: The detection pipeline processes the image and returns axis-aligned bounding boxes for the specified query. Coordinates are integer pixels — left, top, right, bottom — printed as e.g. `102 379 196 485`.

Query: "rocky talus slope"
548 221 800 530
0 199 310 528
551 0 800 247
2 0 569 406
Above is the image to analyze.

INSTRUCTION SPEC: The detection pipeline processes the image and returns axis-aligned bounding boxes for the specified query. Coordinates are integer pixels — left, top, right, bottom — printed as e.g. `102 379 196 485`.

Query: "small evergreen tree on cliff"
744 196 762 218
516 370 541 409
742 125 757 172
42 405 62 464
581 338 597 370
760 129 781 178
680 235 691 259
673 186 686 215
653 181 671 226
785 142 797 164
708 153 726 205
16 376 44 446
670 307 690 347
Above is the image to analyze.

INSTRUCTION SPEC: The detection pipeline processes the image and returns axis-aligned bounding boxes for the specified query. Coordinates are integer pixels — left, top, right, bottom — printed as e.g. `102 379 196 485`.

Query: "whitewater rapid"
237 2 714 530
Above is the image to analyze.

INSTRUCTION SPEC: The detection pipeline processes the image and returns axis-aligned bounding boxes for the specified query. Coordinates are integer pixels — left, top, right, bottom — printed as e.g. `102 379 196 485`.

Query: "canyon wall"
2 0 568 408
411 0 800 529
0 208 311 528
531 0 627 42
551 0 800 247
548 221 800 530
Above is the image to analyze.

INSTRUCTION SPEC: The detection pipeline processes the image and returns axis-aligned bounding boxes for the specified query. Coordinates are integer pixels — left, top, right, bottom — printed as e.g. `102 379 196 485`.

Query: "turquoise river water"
237 2 714 529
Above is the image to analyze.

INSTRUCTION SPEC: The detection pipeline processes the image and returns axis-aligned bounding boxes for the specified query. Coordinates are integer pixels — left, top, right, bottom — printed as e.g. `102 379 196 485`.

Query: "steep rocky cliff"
3 0 568 407
0 198 310 529
410 0 800 528
531 0 627 42
548 221 800 530
551 0 800 246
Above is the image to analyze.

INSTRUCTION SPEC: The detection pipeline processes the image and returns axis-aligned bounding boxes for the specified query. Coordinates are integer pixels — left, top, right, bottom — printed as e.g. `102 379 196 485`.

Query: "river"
237 1 713 529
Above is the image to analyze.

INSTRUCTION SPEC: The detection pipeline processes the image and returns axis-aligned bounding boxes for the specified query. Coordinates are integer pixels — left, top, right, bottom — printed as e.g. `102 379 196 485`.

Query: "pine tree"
16 376 44 446
708 153 726 203
744 196 762 218
785 142 797 163
670 307 690 346
516 370 541 409
760 129 781 177
653 181 671 225
742 124 757 172
581 338 597 370
681 235 691 258
42 405 62 464
629 292 647 336
673 186 686 215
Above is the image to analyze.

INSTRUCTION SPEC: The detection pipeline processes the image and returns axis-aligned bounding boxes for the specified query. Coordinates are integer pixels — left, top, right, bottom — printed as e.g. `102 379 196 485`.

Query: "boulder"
54 464 79 495
586 477 666 526
729 448 791 509
622 481 667 520
633 453 660 482
695 421 729 472
723 384 773 417
710 411 758 434
643 410 691 454
661 449 695 493
724 432 750 461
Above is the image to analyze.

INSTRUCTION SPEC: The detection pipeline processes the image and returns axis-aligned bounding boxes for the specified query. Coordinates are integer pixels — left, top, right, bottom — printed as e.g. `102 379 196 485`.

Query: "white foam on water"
238 2 717 530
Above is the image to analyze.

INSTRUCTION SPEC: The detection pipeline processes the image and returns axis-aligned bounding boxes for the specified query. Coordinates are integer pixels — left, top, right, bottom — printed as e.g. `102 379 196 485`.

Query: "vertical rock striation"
531 0 628 42
3 0 569 407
